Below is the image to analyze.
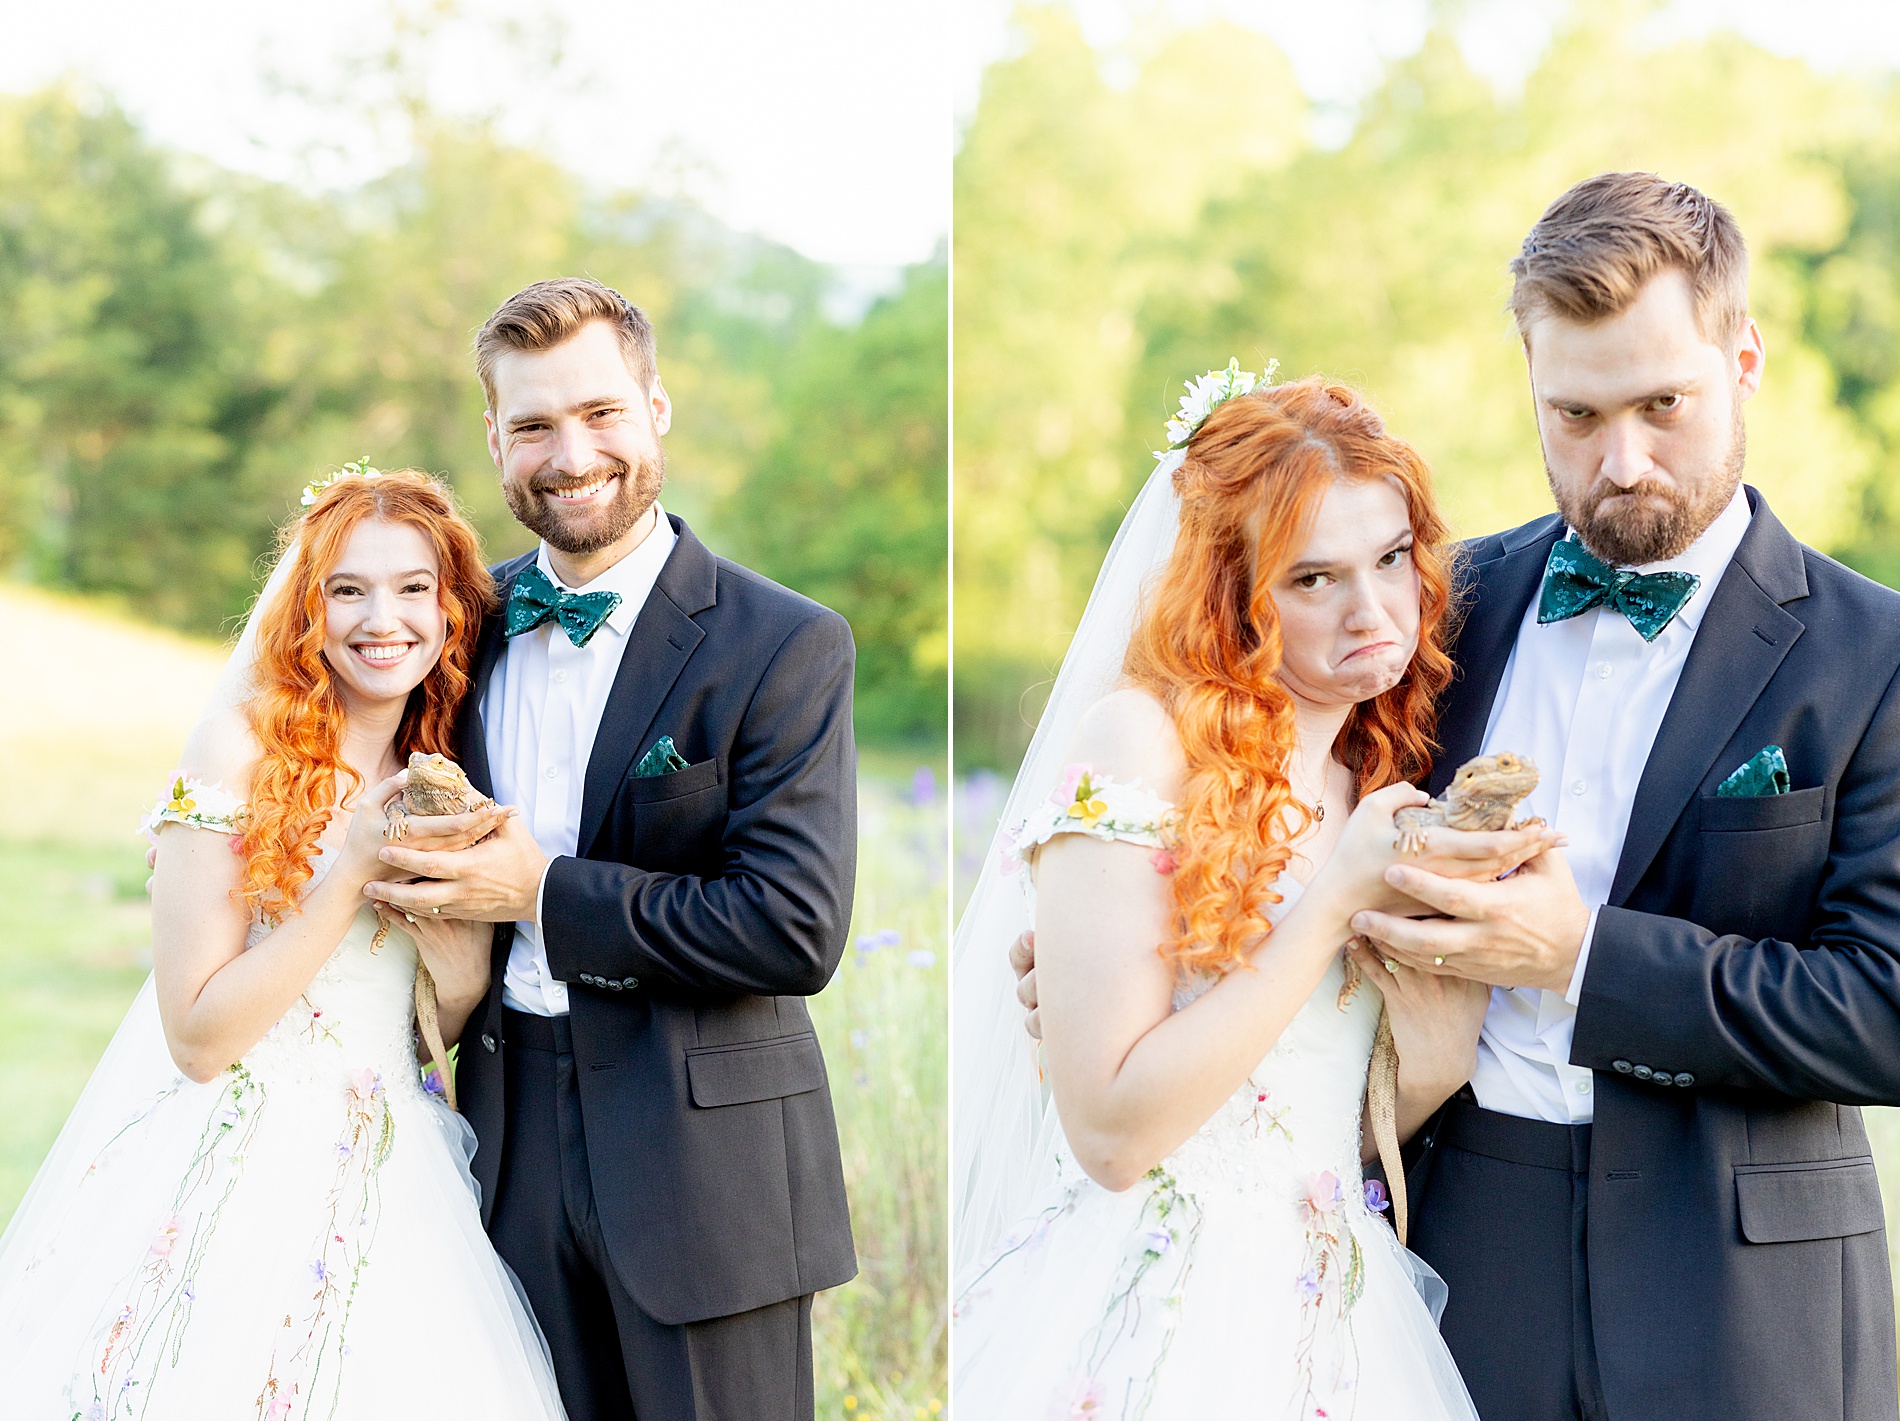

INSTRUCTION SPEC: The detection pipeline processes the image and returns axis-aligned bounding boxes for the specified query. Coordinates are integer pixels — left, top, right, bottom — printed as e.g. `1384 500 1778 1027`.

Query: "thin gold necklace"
1294 757 1329 824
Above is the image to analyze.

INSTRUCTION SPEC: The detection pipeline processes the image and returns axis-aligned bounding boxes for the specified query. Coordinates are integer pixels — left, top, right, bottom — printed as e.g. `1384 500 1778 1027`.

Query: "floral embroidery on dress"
139 778 246 842
76 1066 268 1419
254 1068 395 1420
1064 1166 1203 1421
1002 765 1180 875
1291 1168 1364 1419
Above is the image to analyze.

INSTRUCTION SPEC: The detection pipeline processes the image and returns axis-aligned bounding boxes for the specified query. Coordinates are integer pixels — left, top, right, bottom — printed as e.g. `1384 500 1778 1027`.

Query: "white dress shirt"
482 508 678 1016
1469 485 1752 1122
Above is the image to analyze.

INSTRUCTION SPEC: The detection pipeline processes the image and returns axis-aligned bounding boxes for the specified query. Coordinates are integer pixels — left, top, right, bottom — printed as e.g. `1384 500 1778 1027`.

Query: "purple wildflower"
1364 1179 1389 1214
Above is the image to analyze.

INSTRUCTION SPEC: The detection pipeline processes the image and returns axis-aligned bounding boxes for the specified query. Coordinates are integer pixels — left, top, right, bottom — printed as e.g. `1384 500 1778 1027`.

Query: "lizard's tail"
1367 1006 1407 1245
415 962 459 1113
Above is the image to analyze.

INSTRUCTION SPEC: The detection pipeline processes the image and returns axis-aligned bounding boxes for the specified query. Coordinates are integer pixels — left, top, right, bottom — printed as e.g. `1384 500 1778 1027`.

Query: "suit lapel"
574 517 718 857
1429 516 1564 793
1608 491 1809 905
458 551 536 801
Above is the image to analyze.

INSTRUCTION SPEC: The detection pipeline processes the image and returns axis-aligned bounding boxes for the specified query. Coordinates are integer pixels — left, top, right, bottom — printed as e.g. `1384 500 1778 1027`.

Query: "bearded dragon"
1345 752 1542 1245
370 751 494 1111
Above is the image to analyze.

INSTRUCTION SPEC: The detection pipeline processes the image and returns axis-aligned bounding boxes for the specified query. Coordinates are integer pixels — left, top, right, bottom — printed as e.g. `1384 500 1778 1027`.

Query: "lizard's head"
405 751 464 788
1448 752 1540 807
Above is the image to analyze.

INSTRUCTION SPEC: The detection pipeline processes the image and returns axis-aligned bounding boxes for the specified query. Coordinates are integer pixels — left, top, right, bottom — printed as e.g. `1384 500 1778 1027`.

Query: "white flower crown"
300 456 383 507
1152 357 1279 478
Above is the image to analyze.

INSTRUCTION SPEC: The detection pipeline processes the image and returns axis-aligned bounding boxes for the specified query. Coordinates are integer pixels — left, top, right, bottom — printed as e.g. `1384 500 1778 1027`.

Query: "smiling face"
484 319 670 581
1525 267 1763 567
320 518 447 713
1268 476 1421 710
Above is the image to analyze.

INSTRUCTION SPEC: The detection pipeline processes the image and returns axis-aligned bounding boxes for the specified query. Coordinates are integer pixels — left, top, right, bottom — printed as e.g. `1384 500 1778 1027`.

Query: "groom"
368 278 859 1420
1350 173 1900 1421
1018 172 1900 1421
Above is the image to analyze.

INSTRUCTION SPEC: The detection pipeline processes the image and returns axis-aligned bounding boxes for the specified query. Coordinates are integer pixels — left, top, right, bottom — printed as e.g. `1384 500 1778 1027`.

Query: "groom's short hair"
475 278 657 408
1509 172 1749 349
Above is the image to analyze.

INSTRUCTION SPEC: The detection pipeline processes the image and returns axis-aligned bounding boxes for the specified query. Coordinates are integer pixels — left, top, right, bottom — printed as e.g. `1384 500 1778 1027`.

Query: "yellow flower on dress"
1065 771 1109 827
165 777 196 817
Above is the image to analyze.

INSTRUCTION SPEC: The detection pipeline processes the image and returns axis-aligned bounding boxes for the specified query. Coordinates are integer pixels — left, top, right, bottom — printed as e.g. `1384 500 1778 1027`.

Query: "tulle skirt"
0 978 567 1420
954 1161 1477 1421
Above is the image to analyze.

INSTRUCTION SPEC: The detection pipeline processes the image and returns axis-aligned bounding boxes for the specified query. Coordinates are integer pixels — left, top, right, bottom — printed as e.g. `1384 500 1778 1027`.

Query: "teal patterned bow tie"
1537 538 1700 643
505 563 623 648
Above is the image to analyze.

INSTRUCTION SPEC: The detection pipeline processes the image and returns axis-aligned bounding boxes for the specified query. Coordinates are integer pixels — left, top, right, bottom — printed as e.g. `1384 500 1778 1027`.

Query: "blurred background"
0 1 946 1414
953 0 1900 1344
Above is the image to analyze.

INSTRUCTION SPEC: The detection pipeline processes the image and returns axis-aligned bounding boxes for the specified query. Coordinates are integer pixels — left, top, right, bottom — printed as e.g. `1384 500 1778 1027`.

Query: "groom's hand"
1010 930 1043 1040
1348 847 1591 994
364 812 549 922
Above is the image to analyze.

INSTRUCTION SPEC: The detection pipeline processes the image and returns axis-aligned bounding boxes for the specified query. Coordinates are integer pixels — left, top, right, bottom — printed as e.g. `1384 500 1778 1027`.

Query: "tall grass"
811 770 948 1417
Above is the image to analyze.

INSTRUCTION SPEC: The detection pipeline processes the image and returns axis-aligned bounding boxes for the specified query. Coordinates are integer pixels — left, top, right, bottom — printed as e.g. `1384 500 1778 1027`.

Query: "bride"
952 368 1557 1417
0 466 568 1419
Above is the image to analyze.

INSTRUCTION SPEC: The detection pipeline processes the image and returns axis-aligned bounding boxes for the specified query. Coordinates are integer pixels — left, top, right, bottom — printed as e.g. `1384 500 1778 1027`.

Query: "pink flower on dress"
1148 849 1177 875
348 1067 383 1102
1303 1170 1343 1216
148 1214 183 1258
1053 762 1090 805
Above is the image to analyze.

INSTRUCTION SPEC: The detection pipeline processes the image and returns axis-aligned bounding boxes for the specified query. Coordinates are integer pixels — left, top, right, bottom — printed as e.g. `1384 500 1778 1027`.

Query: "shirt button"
1596 661 1613 679
545 765 558 779
554 669 568 684
1570 779 1587 796
1575 1077 1593 1094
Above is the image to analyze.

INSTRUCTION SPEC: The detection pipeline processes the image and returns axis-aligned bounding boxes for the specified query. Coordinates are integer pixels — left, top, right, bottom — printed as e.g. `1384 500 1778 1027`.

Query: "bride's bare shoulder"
1068 687 1185 799
176 704 263 797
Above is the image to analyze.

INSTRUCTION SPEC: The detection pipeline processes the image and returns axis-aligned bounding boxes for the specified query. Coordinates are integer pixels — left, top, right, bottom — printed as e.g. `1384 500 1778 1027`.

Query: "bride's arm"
150 711 407 1082
1035 693 1422 1191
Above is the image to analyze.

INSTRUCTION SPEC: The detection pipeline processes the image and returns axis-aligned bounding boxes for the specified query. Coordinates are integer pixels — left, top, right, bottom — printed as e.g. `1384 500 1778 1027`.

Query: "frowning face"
1524 267 1762 567
1268 476 1421 712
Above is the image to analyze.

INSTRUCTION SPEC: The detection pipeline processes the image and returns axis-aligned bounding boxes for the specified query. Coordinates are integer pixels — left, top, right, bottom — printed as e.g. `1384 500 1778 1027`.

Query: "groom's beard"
504 447 666 558
1547 405 1744 568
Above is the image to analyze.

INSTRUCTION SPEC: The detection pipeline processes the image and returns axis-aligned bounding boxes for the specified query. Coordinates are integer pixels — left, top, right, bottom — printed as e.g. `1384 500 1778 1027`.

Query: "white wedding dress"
0 782 567 1420
953 776 1477 1421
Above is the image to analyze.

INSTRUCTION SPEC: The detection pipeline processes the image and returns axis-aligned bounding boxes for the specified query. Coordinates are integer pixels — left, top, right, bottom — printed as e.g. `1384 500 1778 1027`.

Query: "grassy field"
0 583 946 1419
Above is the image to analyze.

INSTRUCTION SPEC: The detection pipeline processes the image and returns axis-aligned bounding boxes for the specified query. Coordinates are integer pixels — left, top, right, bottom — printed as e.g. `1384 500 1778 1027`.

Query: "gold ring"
1382 959 1399 974
1433 955 1446 966
404 913 416 924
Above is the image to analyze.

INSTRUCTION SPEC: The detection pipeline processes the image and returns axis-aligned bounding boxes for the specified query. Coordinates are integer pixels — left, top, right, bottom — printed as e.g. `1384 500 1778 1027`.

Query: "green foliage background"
954 0 1900 769
0 84 946 747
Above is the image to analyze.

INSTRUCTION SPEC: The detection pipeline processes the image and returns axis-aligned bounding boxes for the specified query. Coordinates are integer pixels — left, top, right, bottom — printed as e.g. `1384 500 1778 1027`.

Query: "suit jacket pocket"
1735 1157 1883 1243
1700 784 1825 832
626 756 722 803
686 1033 826 1107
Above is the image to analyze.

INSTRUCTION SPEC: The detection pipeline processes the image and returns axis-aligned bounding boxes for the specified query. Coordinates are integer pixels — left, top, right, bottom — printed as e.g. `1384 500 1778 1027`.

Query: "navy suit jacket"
1412 486 1900 1420
453 515 859 1326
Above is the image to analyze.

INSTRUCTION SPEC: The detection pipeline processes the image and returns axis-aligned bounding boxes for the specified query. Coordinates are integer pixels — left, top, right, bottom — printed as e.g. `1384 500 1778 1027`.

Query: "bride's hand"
1309 784 1561 920
1348 938 1486 1114
376 904 492 1011
336 771 412 885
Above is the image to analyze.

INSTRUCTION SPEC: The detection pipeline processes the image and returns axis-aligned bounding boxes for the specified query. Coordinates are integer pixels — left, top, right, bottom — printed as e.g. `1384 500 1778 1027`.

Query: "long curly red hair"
239 470 496 918
1123 376 1459 973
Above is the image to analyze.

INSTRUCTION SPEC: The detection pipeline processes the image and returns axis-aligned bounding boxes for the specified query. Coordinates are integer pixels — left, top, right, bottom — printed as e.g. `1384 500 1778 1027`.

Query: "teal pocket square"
633 735 691 778
1716 745 1790 797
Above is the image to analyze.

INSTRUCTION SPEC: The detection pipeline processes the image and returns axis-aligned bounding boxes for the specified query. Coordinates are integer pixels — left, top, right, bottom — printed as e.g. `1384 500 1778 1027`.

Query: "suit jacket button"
1612 1059 1633 1074
1673 1072 1695 1087
482 1033 497 1054
1632 1064 1653 1081
581 974 596 985
608 980 623 991
622 977 637 989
